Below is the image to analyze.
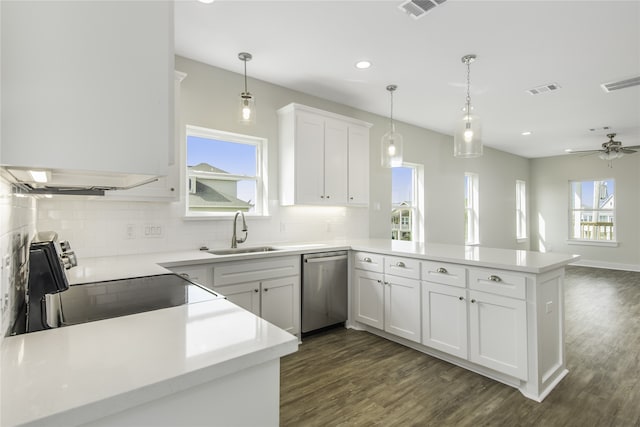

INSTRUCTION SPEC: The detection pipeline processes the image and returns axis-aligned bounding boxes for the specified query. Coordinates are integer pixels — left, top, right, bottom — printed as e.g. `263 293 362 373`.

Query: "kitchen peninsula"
1 240 578 426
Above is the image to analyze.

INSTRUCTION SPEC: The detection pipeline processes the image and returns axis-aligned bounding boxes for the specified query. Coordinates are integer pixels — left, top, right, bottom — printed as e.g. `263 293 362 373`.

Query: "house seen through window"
391 164 423 241
569 179 615 241
186 125 267 216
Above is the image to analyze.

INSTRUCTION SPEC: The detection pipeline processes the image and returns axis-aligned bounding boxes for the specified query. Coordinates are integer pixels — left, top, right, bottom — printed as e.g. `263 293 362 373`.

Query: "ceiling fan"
566 133 640 161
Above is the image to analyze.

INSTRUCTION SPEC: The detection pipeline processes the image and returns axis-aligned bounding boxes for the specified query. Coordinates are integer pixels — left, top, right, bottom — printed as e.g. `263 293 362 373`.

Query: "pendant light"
238 52 256 125
381 84 403 168
454 54 482 158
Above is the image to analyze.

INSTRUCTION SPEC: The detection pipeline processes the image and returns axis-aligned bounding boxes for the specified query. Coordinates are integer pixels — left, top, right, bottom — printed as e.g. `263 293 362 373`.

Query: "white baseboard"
570 259 640 272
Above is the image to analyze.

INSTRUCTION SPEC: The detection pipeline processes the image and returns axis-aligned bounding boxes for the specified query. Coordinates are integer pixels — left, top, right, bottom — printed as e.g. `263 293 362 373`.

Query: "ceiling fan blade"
566 149 604 154
620 148 637 154
620 145 640 150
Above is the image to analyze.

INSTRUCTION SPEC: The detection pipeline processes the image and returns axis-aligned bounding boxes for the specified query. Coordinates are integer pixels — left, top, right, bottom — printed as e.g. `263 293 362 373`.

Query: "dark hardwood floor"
280 266 640 426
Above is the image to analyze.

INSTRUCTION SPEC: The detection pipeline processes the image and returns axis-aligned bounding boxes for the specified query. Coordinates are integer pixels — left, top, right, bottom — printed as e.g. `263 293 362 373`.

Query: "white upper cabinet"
1 1 174 183
278 103 371 206
347 125 370 205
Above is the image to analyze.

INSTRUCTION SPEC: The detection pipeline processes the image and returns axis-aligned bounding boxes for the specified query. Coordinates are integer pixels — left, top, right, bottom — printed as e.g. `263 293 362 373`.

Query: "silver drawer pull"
396 261 405 268
363 257 372 263
436 267 448 274
488 275 502 282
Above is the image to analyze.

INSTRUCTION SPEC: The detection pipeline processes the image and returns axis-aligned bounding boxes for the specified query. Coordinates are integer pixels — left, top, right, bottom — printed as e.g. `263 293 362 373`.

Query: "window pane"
187 136 256 176
569 179 615 241
186 132 261 214
392 167 414 206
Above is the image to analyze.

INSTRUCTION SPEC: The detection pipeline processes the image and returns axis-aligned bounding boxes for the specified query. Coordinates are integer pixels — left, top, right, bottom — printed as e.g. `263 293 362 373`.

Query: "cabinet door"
323 118 348 204
261 276 300 335
215 282 261 317
347 125 370 205
422 282 468 358
295 112 326 204
353 269 384 329
384 275 421 343
468 290 528 380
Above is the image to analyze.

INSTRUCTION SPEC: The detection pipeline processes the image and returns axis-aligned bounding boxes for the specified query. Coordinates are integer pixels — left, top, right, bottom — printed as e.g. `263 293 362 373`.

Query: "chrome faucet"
231 211 248 248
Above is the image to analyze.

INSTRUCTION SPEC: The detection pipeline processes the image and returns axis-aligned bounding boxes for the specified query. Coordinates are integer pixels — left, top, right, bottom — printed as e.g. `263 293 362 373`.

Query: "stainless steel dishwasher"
301 251 348 334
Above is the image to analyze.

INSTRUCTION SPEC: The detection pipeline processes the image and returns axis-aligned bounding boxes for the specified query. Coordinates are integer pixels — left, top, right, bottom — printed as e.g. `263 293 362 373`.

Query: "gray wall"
530 154 640 270
176 56 530 250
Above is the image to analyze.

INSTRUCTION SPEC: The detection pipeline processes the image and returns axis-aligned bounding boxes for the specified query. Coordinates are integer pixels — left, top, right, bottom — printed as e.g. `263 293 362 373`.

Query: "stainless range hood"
4 167 158 196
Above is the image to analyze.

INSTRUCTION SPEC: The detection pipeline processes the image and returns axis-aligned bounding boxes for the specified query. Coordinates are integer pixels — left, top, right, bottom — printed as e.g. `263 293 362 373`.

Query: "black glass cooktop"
56 274 221 326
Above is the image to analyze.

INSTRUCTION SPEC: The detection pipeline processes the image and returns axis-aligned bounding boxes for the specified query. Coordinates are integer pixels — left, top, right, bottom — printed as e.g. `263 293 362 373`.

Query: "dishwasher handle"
304 254 348 264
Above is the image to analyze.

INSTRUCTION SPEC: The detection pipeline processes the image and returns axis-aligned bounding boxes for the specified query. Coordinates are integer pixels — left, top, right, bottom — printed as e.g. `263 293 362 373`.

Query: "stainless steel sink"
208 246 282 256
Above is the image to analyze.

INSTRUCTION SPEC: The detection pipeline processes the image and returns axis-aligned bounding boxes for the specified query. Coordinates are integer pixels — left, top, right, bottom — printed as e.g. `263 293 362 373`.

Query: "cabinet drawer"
168 265 212 289
213 256 300 286
352 251 384 273
468 268 526 299
386 256 420 280
422 261 466 288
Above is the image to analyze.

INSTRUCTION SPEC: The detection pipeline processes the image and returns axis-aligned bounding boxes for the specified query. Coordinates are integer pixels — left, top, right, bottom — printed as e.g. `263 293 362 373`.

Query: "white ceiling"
175 0 640 159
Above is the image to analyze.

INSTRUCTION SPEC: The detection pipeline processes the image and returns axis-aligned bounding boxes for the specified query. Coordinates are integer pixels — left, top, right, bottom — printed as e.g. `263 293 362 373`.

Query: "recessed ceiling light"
198 0 215 4
355 60 371 69
521 131 532 136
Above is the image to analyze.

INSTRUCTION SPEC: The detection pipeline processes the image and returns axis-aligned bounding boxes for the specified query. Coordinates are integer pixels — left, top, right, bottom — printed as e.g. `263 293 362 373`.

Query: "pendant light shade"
238 52 256 125
454 54 482 158
381 85 403 168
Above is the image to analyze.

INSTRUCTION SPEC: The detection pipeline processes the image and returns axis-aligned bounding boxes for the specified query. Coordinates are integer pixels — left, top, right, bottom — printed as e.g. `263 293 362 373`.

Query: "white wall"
530 154 640 270
36 56 530 258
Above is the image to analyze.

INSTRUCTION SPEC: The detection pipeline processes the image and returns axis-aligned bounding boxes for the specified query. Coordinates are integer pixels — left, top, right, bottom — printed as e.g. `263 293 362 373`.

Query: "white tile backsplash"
36 198 370 259
0 174 37 342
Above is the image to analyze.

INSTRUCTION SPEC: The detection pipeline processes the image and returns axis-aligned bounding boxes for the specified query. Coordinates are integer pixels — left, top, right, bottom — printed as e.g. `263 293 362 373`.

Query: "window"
569 179 615 242
185 125 267 217
464 173 479 245
516 180 527 241
391 163 423 241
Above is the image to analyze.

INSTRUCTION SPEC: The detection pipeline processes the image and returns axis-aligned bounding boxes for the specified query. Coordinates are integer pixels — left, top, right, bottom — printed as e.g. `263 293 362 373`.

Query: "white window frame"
391 162 424 242
568 178 617 245
516 179 527 242
184 125 268 218
464 172 479 246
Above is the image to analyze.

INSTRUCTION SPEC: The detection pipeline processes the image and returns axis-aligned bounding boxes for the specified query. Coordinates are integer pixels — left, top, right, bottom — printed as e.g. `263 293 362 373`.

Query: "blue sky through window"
392 167 413 205
187 136 256 176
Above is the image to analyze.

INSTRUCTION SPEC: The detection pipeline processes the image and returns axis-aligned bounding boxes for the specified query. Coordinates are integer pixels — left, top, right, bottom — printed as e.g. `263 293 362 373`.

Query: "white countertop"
1 299 297 426
1 239 578 426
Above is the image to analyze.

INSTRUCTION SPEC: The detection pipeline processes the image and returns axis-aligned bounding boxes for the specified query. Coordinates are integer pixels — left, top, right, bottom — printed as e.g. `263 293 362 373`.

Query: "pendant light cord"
390 90 394 132
465 59 472 123
243 60 248 94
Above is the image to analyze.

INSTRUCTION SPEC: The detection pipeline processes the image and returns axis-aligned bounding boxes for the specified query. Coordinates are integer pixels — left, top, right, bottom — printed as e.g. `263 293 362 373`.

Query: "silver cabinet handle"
396 261 406 268
254 289 259 293
320 195 325 199
488 275 502 282
384 281 390 285
377 279 382 283
471 299 477 303
350 196 354 200
363 257 372 263
436 267 448 274
458 296 464 301
264 288 269 292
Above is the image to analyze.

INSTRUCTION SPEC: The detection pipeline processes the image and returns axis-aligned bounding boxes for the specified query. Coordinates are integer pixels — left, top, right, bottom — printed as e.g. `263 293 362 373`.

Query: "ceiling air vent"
601 76 640 92
399 0 447 20
526 82 561 95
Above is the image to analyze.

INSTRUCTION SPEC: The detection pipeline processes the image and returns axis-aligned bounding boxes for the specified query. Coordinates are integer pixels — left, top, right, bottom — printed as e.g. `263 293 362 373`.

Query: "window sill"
566 239 619 248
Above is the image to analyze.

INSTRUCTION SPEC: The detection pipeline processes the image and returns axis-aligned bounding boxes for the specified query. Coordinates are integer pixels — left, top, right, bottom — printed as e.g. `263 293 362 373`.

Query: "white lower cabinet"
421 282 468 359
468 289 528 380
212 256 301 336
352 253 421 343
421 266 528 380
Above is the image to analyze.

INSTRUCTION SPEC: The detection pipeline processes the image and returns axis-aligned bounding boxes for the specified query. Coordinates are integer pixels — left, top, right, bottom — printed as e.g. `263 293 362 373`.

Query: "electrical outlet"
125 224 136 239
143 223 164 238
546 301 553 314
